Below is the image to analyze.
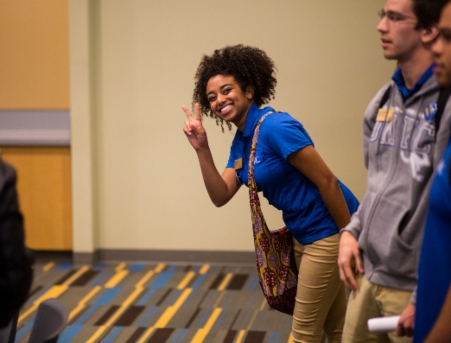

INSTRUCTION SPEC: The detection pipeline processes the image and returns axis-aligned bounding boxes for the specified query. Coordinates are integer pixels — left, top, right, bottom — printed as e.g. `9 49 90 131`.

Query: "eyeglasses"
378 10 416 23
438 28 451 44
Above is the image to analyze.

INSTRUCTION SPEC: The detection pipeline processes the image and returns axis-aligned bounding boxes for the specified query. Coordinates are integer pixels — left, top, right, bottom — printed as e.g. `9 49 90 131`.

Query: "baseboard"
67 249 256 266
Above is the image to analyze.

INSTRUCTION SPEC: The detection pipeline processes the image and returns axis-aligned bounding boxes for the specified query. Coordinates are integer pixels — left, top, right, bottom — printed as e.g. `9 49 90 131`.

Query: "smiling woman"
205 75 254 132
180 44 359 343
190 45 277 133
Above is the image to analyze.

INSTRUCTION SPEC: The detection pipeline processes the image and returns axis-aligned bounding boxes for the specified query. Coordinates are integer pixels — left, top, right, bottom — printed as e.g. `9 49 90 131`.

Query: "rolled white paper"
367 316 400 333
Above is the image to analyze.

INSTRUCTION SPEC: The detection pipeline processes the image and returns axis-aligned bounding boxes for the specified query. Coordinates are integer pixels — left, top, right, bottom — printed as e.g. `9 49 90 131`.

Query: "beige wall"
70 0 395 254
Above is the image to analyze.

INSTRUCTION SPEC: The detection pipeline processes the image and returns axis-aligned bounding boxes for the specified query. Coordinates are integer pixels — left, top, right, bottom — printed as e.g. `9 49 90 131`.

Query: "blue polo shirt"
414 141 451 342
392 64 434 101
226 103 359 244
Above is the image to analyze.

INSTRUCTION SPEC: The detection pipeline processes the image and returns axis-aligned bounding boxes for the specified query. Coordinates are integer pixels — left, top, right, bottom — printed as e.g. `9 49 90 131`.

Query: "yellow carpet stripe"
199 264 210 274
191 308 223 342
61 265 90 286
115 262 126 272
102 287 143 327
259 298 267 311
246 310 259 331
288 333 293 343
136 270 154 288
18 285 68 322
85 325 107 343
154 263 165 273
235 330 246 343
213 290 226 308
154 288 192 328
136 327 156 343
105 270 128 288
177 271 195 290
86 265 162 342
86 287 143 341
218 273 233 291
42 261 55 271
68 285 102 321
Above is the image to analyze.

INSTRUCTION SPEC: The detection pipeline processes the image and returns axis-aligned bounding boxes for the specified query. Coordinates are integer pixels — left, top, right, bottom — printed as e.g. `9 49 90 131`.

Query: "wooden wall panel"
1 147 72 250
0 0 70 109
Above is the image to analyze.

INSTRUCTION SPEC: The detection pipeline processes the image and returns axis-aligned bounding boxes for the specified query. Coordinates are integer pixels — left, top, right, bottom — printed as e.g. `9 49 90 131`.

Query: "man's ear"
422 24 440 45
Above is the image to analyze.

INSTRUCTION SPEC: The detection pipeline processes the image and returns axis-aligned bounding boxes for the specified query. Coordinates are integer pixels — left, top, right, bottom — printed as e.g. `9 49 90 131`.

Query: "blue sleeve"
226 147 236 169
259 113 313 159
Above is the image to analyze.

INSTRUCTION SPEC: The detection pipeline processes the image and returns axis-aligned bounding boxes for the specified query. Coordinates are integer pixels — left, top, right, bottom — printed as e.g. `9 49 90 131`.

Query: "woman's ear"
246 86 254 100
422 24 440 45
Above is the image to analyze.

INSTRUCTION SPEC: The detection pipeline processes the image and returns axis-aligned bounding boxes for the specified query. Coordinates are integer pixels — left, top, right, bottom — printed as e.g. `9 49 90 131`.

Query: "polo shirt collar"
392 64 435 101
242 103 274 138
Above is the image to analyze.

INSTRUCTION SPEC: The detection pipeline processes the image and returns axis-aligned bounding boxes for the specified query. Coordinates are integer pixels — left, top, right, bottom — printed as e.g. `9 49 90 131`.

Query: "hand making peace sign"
182 103 209 151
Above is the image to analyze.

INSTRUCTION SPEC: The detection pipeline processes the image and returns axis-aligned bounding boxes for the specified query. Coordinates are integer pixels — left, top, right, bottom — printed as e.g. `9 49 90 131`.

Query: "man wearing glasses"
338 0 451 342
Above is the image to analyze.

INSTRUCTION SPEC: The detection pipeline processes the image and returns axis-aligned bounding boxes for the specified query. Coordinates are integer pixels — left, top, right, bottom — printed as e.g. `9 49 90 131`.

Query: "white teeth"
221 105 231 113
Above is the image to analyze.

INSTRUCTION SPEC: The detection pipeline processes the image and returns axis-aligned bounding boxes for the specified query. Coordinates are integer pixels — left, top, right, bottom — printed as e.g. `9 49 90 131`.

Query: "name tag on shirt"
376 108 395 122
234 158 242 170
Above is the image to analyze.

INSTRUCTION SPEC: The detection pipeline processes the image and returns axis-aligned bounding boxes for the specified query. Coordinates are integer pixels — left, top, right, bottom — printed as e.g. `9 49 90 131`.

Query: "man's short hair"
412 0 450 29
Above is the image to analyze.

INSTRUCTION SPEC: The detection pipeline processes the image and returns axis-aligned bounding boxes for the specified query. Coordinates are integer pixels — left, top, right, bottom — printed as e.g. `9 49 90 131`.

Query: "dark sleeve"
0 159 34 328
449 153 451 185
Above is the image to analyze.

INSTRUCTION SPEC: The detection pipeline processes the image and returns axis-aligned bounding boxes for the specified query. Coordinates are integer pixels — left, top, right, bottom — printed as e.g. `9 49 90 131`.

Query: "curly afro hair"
192 44 277 131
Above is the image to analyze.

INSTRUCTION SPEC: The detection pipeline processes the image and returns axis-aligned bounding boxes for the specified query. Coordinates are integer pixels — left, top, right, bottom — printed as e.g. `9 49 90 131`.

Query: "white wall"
70 0 394 254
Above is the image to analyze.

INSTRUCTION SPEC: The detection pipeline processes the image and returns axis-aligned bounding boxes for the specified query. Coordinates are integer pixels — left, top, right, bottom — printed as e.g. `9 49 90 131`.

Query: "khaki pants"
292 234 346 343
342 273 412 343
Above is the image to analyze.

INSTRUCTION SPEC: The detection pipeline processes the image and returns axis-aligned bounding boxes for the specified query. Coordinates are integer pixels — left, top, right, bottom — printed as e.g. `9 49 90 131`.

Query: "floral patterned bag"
248 112 298 315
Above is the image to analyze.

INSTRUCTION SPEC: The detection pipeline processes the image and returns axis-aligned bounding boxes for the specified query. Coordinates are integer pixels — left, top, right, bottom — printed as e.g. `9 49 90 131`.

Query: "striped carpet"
15 257 294 342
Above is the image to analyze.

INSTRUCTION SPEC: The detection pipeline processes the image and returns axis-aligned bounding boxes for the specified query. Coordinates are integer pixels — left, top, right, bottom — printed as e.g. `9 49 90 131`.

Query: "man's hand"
338 231 364 291
396 302 415 337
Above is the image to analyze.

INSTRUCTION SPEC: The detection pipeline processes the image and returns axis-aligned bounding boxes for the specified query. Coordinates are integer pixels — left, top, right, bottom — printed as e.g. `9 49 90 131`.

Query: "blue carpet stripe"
135 306 159 327
72 288 123 325
56 262 73 270
15 319 34 341
137 288 157 306
102 326 122 343
87 270 115 287
167 289 183 307
129 263 146 272
213 308 227 330
73 305 99 325
15 261 295 343
171 328 189 343
149 265 177 289
246 274 260 291
59 325 84 343
93 287 122 306
197 308 213 329
27 286 53 304
191 273 207 290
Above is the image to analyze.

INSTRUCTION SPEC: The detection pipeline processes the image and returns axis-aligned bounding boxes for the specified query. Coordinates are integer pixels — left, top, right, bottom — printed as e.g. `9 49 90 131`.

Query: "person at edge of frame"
338 0 451 342
0 154 34 330
414 2 451 341
181 44 359 343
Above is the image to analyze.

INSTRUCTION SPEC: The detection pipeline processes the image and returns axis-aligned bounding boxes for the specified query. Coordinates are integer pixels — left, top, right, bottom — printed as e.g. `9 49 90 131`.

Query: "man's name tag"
234 158 242 170
376 108 395 122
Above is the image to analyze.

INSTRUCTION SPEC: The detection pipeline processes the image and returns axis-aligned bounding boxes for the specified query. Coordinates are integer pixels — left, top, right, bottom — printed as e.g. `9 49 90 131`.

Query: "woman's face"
206 74 253 130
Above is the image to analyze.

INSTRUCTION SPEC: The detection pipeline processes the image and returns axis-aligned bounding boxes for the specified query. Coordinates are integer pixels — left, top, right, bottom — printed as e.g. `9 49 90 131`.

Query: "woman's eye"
208 96 216 103
223 88 231 94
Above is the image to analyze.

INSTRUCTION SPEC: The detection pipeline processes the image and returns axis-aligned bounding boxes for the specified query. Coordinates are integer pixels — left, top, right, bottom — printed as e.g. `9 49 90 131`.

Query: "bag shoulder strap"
378 85 392 109
378 85 451 136
248 111 274 189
